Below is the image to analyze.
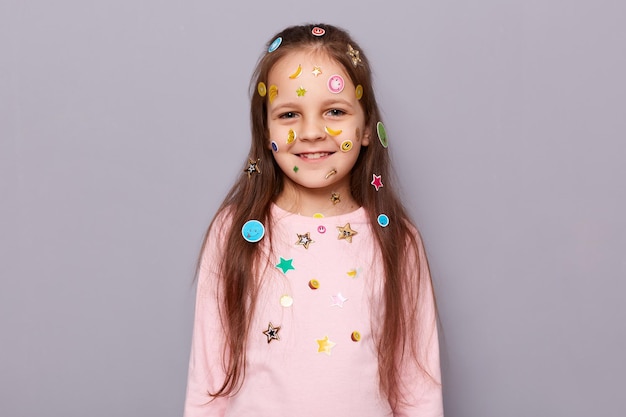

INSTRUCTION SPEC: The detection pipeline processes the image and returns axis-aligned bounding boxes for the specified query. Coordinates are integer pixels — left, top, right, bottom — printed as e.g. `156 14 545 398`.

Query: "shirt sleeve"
183 213 231 417
394 231 444 417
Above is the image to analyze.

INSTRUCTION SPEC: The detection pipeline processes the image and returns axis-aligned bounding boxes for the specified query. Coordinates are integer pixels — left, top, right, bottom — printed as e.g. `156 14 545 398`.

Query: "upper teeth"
301 152 329 159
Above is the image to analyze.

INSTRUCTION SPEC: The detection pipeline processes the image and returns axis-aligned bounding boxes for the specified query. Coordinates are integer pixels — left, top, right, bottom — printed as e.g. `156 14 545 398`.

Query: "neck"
274 178 358 217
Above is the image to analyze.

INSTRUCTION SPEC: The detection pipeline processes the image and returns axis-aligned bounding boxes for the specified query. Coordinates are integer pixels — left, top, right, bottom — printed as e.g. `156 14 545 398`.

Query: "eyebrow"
271 98 354 113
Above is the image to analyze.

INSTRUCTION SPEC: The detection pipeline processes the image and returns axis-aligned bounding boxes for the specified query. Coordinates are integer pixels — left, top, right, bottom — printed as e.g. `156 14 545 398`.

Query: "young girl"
184 24 443 416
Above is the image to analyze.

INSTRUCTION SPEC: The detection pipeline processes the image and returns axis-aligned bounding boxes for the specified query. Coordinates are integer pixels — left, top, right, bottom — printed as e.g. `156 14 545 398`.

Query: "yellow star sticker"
316 336 336 355
296 86 307 97
337 223 358 243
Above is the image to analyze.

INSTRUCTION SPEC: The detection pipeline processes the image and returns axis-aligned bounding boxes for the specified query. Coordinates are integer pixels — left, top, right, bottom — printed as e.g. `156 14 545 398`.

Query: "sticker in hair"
340 140 353 152
296 86 307 97
337 223 357 242
325 126 342 136
263 322 281 343
376 121 388 148
268 37 282 53
295 232 314 249
242 219 265 243
244 158 261 178
257 82 267 97
268 85 278 104
312 66 322 77
311 26 325 36
355 84 363 100
347 44 361 67
289 64 302 79
271 141 279 152
287 129 296 144
377 214 390 228
327 75 345 93
371 173 383 191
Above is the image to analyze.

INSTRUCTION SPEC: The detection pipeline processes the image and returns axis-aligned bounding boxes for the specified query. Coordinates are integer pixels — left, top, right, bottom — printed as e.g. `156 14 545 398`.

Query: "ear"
361 127 371 146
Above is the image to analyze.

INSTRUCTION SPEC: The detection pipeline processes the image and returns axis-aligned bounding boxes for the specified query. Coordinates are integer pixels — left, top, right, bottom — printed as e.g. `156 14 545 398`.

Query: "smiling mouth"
298 152 333 160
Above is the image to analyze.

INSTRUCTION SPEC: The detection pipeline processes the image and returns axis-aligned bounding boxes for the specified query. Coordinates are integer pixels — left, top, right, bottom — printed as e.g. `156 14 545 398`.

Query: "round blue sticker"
377 214 390 228
242 220 265 242
268 37 282 53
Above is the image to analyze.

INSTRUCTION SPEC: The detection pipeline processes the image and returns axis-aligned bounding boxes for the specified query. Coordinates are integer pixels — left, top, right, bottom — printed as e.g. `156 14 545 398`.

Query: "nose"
297 117 325 142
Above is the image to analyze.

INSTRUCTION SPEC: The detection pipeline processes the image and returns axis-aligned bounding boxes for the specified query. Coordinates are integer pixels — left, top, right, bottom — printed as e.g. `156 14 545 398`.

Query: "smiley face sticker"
340 140 353 152
311 26 325 36
242 219 265 243
327 75 345 94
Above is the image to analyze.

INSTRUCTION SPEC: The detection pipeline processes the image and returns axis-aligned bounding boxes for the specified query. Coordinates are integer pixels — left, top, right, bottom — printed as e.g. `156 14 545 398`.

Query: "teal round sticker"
242 220 265 243
376 121 388 148
377 214 390 227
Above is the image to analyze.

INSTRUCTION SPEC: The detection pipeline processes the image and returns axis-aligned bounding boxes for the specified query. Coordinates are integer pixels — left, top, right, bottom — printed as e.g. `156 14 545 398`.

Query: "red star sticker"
371 174 383 191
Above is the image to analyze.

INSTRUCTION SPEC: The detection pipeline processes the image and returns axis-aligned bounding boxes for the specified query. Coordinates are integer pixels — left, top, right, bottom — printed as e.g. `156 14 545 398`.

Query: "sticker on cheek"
271 141 279 152
325 126 342 136
341 140 353 152
287 129 296 144
327 75 345 94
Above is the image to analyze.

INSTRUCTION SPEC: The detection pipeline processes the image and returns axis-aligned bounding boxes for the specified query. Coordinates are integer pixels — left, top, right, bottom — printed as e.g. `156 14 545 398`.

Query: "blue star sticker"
276 257 295 274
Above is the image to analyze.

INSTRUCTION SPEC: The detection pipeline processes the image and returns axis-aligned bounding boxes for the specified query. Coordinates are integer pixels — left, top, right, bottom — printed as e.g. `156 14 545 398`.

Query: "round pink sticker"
327 75 345 94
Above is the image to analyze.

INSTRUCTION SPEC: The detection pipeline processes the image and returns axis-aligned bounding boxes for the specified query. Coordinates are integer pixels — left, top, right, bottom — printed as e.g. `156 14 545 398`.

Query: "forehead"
268 50 350 83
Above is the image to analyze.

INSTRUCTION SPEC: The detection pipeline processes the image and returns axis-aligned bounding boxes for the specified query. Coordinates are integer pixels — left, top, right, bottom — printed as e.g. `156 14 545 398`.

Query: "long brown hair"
199 23 438 410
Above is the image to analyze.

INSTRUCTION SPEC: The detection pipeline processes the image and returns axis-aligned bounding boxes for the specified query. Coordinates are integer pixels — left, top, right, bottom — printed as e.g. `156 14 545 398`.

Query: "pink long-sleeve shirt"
184 204 443 416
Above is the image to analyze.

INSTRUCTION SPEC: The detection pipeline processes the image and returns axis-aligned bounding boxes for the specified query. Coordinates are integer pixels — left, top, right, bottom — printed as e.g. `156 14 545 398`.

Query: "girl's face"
266 50 369 193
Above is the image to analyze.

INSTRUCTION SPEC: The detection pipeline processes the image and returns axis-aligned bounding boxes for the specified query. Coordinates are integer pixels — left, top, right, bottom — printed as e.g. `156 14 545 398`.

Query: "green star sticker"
296 86 307 97
276 257 295 274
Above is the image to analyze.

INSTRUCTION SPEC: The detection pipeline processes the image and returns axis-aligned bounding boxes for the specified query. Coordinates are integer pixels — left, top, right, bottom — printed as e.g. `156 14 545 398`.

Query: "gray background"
2 0 624 416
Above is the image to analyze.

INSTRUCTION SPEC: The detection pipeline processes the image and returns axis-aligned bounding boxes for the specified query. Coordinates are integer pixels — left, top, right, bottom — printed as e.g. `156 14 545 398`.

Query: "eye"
279 111 298 119
326 109 346 117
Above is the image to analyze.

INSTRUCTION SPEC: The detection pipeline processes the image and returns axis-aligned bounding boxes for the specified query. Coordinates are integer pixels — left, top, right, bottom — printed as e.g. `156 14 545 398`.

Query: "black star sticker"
244 158 261 178
262 322 281 343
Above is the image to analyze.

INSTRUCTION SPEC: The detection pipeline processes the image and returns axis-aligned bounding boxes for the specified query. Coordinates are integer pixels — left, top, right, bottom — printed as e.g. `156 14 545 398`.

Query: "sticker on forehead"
268 37 282 53
327 75 345 94
268 85 278 104
312 27 325 36
289 64 302 79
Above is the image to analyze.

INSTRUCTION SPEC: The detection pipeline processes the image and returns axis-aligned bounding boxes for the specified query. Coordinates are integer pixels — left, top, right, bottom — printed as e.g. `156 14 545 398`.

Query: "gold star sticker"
295 232 314 249
312 66 322 77
244 158 261 178
330 192 341 204
337 223 358 243
347 44 362 67
263 322 281 343
316 335 336 355
296 86 307 97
